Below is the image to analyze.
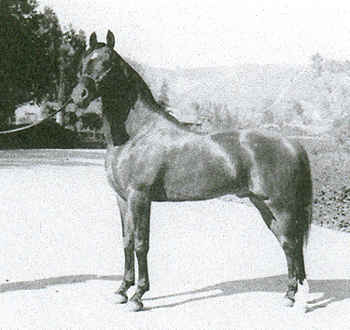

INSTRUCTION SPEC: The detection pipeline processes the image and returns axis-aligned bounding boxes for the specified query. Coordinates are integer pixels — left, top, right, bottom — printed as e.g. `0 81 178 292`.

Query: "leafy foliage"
0 1 86 125
79 113 103 130
309 149 350 232
58 27 86 103
1 1 59 121
191 101 240 132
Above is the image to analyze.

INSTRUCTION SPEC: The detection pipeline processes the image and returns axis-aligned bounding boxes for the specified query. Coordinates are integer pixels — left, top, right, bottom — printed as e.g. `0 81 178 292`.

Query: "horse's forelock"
86 43 107 55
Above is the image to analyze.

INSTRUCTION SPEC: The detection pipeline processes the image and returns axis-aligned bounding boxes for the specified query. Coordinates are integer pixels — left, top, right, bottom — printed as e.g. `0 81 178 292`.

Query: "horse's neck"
101 85 162 147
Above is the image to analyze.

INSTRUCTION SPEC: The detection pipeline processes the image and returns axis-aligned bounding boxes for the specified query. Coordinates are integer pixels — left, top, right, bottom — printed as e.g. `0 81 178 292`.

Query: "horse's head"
72 30 157 146
72 30 119 109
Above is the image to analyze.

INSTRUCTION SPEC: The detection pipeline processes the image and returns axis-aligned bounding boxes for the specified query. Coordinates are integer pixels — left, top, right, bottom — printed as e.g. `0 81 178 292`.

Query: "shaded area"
145 275 350 311
0 274 122 293
0 274 348 313
0 121 82 149
0 149 105 167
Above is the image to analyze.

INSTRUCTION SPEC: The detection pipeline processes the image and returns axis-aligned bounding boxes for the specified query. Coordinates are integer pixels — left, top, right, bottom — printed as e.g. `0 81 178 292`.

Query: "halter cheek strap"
80 75 98 95
80 66 113 93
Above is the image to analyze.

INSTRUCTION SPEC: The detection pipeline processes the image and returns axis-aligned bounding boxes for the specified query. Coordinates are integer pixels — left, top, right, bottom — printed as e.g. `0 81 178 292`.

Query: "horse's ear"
107 30 115 49
89 32 98 49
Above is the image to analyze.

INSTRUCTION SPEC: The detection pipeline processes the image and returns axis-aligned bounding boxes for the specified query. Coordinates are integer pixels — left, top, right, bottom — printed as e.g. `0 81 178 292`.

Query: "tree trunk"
57 65 66 126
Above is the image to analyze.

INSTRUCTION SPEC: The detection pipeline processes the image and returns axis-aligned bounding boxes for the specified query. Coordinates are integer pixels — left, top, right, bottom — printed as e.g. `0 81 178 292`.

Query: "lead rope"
0 98 73 135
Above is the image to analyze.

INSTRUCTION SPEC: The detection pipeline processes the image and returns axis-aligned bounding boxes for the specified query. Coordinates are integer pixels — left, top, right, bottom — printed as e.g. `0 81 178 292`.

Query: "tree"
56 27 86 125
0 0 38 123
32 7 62 99
311 53 323 76
0 1 86 125
80 113 103 130
0 1 62 124
191 101 239 132
58 27 86 102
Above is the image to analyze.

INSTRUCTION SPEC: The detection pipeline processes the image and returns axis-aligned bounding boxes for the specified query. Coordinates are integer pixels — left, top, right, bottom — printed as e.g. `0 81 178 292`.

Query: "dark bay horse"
72 31 312 312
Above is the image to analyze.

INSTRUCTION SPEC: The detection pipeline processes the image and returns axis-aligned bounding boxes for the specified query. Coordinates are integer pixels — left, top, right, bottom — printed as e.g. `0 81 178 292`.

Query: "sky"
38 0 350 69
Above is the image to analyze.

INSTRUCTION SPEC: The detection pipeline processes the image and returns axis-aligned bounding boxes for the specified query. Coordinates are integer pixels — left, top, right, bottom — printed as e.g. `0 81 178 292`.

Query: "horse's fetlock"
120 279 134 290
137 278 149 291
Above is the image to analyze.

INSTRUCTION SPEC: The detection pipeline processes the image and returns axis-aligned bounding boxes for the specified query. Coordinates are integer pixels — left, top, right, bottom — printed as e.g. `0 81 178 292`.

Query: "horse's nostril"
82 89 88 98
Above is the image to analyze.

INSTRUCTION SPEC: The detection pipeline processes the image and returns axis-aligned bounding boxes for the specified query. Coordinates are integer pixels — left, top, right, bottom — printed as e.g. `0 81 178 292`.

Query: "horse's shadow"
144 275 350 312
0 274 348 312
0 274 122 292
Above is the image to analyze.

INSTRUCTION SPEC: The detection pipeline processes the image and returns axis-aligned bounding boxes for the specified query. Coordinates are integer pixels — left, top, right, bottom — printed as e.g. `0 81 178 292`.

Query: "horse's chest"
107 146 164 194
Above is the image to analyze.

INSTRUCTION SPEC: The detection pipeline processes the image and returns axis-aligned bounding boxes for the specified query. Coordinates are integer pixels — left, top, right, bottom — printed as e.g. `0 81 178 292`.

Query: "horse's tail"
295 144 313 245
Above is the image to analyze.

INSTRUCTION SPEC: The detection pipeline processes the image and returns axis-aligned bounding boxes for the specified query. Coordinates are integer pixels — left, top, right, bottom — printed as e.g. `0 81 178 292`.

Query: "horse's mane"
115 51 194 129
85 43 197 131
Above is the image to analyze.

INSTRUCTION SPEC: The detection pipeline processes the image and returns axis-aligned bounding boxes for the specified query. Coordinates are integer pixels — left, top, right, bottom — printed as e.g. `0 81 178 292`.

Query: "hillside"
137 63 300 105
135 63 304 126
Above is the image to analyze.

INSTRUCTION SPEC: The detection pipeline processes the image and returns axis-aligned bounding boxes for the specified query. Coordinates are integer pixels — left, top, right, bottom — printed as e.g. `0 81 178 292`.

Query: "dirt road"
0 150 349 329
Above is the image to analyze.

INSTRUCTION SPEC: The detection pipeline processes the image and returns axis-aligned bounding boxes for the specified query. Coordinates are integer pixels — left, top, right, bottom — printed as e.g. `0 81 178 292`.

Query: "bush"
309 151 350 232
191 101 242 132
0 120 82 149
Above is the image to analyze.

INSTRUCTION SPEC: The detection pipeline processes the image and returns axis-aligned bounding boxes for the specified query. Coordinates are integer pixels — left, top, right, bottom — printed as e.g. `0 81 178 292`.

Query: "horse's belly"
160 168 246 201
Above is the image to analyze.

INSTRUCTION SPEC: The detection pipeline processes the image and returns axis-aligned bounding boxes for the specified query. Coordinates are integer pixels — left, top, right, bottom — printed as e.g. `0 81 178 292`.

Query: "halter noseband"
80 66 113 94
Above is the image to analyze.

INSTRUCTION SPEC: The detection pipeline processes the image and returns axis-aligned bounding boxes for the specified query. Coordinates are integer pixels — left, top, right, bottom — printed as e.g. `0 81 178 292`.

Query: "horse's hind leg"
290 241 309 312
249 193 308 311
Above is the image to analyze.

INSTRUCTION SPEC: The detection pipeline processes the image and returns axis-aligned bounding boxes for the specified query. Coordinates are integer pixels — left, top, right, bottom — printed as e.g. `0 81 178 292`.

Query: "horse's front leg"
115 195 135 304
116 190 151 311
129 195 151 312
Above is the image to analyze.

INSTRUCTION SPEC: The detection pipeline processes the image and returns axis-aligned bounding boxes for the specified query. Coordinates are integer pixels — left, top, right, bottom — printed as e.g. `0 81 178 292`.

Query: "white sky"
38 0 350 68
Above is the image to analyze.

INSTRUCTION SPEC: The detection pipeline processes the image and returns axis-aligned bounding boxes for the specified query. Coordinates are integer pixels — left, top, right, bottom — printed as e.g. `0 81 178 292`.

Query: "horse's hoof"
115 293 128 304
127 299 143 312
282 295 294 307
293 301 308 313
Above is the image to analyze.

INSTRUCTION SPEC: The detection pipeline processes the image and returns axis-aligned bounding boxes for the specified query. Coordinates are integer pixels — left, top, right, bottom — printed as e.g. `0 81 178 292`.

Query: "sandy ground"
0 150 349 329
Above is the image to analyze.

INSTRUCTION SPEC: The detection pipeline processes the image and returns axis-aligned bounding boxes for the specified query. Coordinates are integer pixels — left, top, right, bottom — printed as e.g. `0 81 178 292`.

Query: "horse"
71 30 313 312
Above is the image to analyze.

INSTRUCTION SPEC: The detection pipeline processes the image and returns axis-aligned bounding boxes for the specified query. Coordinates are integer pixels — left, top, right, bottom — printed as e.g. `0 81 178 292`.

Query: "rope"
0 99 73 135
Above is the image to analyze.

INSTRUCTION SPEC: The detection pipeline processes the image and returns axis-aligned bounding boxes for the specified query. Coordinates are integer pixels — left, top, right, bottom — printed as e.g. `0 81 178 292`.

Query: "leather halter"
79 66 113 94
